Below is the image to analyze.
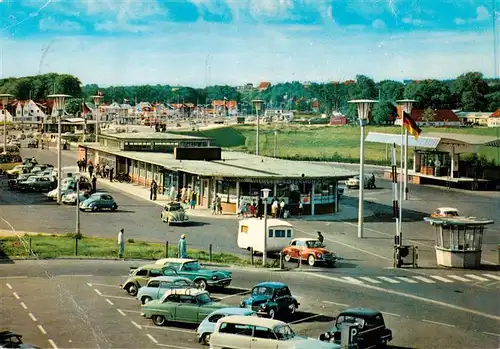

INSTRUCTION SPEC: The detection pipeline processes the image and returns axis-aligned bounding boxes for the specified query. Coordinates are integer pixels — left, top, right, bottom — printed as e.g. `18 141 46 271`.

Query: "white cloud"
248 0 295 20
39 16 82 31
372 19 386 30
475 5 490 21
454 17 466 25
402 17 426 26
94 20 150 33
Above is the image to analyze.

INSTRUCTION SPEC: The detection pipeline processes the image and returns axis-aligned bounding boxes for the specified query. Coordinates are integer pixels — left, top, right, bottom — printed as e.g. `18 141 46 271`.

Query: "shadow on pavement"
185 221 211 227
343 201 427 223
213 287 251 296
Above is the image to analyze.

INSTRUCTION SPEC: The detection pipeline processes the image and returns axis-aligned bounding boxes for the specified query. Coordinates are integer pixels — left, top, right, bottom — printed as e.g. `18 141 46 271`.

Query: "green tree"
378 80 404 101
371 101 396 124
404 79 453 109
206 85 239 102
452 72 489 111
486 91 500 110
65 98 84 116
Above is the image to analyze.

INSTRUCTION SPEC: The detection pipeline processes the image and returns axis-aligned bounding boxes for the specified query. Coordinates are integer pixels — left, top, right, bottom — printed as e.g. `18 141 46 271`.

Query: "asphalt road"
1 260 499 349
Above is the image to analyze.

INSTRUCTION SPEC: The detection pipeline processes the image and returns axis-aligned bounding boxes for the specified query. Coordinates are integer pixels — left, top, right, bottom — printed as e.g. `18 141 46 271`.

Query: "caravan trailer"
237 218 294 254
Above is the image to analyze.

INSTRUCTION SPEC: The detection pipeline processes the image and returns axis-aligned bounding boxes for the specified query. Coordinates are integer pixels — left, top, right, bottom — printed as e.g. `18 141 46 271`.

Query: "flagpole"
404 129 409 200
399 114 404 246
391 143 400 241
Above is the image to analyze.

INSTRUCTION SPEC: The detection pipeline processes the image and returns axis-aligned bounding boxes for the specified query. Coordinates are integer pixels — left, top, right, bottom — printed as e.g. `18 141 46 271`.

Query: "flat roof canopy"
100 132 211 141
82 144 356 180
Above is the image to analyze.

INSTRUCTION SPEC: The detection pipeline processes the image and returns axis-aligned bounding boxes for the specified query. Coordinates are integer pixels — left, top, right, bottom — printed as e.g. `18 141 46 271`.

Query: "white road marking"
429 275 454 283
117 309 127 316
218 290 251 300
358 277 381 284
13 292 20 299
377 277 400 284
0 276 27 279
88 283 120 288
464 274 489 282
28 313 38 322
483 332 500 337
20 302 28 310
157 344 197 349
288 314 323 325
422 319 456 328
340 277 364 284
131 321 142 329
412 276 436 283
381 311 401 317
86 283 93 287
395 277 418 284
483 274 500 281
106 299 114 306
119 309 142 314
447 275 472 282
102 294 136 300
94 289 102 296
37 325 47 335
6 283 12 289
56 274 93 277
323 301 350 307
142 325 195 334
48 339 58 349
146 334 158 344
304 272 500 321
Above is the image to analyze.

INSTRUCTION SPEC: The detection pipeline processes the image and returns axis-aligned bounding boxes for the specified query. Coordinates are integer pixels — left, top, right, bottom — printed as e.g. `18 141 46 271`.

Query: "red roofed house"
258 81 271 92
395 108 461 127
212 100 238 116
488 109 500 127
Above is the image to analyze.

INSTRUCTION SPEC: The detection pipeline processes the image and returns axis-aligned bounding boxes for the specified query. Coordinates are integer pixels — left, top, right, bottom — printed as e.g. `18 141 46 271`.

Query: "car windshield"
167 205 182 212
198 293 212 304
306 240 323 248
444 211 459 216
26 177 37 182
336 315 366 328
251 286 274 297
275 325 295 340
182 261 201 271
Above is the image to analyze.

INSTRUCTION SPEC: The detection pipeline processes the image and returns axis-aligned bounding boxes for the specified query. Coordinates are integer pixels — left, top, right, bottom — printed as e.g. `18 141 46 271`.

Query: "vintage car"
155 258 232 290
141 288 229 326
47 180 92 200
161 202 189 225
62 191 90 205
281 238 337 267
196 308 257 345
0 330 41 349
240 282 299 319
319 308 393 348
345 175 371 189
80 193 118 212
210 316 340 349
6 165 26 178
18 176 54 192
8 173 32 189
136 275 194 304
121 264 180 296
431 207 459 218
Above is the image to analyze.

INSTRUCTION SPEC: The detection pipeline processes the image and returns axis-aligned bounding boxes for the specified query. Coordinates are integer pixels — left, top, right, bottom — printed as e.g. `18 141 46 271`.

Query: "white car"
345 176 370 189
62 191 90 205
210 316 340 349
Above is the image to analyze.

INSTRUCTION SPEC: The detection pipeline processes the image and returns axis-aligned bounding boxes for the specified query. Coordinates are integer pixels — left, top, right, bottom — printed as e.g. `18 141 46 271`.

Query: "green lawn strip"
0 234 246 265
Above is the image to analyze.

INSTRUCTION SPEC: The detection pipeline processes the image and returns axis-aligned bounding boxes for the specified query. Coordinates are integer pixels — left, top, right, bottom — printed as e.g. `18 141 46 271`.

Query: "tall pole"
274 131 277 157
398 119 404 245
358 120 365 239
2 108 6 153
57 109 62 204
263 198 268 266
256 109 260 155
403 130 409 200
391 143 400 239
95 104 100 142
76 174 80 235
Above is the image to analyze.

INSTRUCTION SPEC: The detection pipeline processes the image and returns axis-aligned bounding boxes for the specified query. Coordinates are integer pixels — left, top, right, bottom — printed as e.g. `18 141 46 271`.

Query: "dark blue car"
240 281 299 319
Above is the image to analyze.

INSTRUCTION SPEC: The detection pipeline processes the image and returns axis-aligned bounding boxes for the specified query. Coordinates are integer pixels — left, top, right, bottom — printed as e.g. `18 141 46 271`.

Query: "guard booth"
424 216 494 269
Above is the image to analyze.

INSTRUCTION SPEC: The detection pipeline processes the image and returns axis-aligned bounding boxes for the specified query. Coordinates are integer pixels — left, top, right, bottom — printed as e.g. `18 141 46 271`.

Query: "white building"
0 109 14 122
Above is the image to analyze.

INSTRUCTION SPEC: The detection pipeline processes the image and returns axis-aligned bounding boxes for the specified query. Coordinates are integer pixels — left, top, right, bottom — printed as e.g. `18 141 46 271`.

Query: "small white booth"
237 218 294 254
424 216 494 269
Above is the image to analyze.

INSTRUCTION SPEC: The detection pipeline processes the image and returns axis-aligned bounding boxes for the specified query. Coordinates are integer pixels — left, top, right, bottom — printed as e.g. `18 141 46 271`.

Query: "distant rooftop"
100 132 211 141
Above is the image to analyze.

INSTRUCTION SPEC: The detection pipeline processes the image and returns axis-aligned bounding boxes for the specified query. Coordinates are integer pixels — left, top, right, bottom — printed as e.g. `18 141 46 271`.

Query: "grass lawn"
0 234 246 264
179 125 500 165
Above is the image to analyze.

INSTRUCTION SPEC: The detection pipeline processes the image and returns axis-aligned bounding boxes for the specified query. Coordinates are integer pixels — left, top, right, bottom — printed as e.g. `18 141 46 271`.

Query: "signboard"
221 178 333 185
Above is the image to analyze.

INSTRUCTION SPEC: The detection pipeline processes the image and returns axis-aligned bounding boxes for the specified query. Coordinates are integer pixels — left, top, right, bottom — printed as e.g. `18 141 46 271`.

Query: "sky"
0 0 498 87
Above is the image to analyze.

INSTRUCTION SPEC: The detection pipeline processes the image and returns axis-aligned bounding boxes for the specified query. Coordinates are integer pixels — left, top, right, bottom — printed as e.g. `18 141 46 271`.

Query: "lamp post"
251 100 264 156
92 94 103 142
0 94 13 153
76 173 81 233
261 188 271 266
274 130 278 157
48 94 71 204
348 99 377 239
396 99 416 202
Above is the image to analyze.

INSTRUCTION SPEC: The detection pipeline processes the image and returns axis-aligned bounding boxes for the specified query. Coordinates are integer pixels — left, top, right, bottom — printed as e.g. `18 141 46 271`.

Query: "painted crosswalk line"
412 276 436 283
447 275 472 282
358 277 381 284
395 277 418 283
340 277 364 284
429 275 454 283
483 274 500 281
376 277 400 283
464 274 490 282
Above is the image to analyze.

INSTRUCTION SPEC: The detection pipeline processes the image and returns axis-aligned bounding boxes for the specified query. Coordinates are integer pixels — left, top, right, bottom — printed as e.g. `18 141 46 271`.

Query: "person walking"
77 160 82 172
150 179 158 200
190 191 197 209
216 195 222 215
279 199 285 219
212 196 218 215
109 167 114 182
88 163 94 178
118 229 125 258
178 234 187 258
91 175 97 193
317 231 324 245
298 199 303 218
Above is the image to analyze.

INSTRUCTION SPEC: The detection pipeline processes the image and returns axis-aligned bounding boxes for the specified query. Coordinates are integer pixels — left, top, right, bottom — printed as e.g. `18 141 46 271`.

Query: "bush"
127 238 135 243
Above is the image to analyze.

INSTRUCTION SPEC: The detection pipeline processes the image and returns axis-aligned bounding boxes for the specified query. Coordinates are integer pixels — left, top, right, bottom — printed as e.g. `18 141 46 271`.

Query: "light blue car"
79 193 118 212
195 307 257 345
136 275 194 304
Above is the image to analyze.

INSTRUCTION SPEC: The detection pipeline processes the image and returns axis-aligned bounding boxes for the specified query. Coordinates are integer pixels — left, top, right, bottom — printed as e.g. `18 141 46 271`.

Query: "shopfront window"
216 180 237 203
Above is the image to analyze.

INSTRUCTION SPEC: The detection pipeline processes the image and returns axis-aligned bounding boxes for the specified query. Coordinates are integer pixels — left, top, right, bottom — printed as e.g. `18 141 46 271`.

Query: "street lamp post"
348 99 378 239
76 173 81 234
261 188 271 266
48 94 71 204
274 130 278 157
251 100 264 156
0 94 13 153
396 99 416 202
92 94 104 142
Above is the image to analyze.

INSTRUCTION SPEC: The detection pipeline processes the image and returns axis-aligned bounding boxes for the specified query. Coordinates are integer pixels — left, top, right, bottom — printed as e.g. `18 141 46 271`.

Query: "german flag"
402 111 421 140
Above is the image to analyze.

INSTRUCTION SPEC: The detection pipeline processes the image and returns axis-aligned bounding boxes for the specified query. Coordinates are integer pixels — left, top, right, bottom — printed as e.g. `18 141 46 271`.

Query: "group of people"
174 186 197 209
237 197 288 219
76 159 114 182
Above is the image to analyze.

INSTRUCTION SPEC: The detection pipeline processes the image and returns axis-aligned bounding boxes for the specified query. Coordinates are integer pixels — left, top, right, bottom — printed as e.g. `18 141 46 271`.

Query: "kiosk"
424 216 494 269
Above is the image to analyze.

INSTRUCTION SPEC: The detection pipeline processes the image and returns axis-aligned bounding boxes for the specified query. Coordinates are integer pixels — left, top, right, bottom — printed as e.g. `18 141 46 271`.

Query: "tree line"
1 72 499 123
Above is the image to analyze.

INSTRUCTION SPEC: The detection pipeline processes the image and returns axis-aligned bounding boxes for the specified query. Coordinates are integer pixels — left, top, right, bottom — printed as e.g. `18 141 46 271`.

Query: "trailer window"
268 229 273 237
275 230 286 238
287 230 292 238
240 225 248 233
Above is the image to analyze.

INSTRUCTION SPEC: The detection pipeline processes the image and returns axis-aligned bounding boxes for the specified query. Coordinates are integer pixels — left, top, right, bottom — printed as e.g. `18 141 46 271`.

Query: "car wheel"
91 206 98 212
284 253 292 262
308 255 316 266
288 302 296 315
111 204 117 211
268 308 276 319
201 333 211 345
152 315 166 326
142 296 152 304
195 279 208 291
127 284 138 296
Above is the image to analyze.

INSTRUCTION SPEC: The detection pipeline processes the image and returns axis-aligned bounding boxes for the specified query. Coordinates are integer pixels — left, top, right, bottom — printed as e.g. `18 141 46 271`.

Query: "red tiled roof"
490 109 500 118
397 108 459 122
258 81 271 90
212 100 237 108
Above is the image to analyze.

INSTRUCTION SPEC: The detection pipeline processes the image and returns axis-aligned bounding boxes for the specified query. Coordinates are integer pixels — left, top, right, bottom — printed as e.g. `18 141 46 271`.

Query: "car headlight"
317 253 323 258
324 332 331 339
212 275 218 280
260 304 267 309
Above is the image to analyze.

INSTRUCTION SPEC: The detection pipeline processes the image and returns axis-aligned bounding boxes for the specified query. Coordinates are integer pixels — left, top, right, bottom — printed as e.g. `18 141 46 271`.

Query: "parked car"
79 193 118 212
6 165 26 178
0 330 41 349
136 275 194 304
8 173 32 189
345 175 371 189
240 282 299 319
47 179 91 200
155 258 232 290
141 288 229 326
18 176 54 192
319 308 393 348
210 316 340 349
196 307 257 345
30 165 48 174
121 264 179 296
281 238 337 267
62 191 90 205
161 202 189 225
431 207 459 218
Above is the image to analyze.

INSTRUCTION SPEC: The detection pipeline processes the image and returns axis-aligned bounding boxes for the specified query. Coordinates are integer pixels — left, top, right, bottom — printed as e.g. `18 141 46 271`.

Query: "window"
150 269 162 277
274 230 286 238
275 325 295 340
179 295 195 304
278 287 291 297
254 326 277 340
208 314 226 323
287 230 292 238
148 280 160 288
136 269 148 276
240 225 248 233
171 280 191 288
182 261 201 271
165 294 180 303
290 240 296 246
162 268 178 276
218 323 253 336
268 229 273 237
197 293 212 304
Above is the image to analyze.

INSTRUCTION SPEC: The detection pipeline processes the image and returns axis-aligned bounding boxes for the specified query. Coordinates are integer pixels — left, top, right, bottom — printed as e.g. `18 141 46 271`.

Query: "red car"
281 238 337 267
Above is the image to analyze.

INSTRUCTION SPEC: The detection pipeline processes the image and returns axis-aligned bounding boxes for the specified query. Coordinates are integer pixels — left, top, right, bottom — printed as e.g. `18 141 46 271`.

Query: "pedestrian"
82 159 87 172
77 160 82 172
169 185 176 201
105 163 110 178
298 199 303 217
109 167 114 182
88 163 94 178
150 179 158 200
238 198 245 217
118 229 125 258
178 234 187 258
249 201 256 217
190 191 197 209
317 231 324 245
216 195 222 215
279 199 285 218
271 198 278 218
212 196 218 215
91 175 97 193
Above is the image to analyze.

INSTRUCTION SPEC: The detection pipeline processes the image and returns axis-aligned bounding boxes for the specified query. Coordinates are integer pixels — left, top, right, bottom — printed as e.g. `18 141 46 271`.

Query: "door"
250 326 278 349
134 269 149 287
175 295 199 322
288 241 299 259
214 323 252 349
274 288 291 314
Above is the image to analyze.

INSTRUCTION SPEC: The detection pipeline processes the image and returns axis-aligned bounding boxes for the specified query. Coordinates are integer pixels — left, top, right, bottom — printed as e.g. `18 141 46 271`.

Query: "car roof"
254 281 287 289
138 264 165 270
148 276 190 282
164 287 207 297
219 315 286 328
0 331 20 340
292 238 316 242
209 307 256 316
340 308 381 317
156 258 197 264
437 207 458 212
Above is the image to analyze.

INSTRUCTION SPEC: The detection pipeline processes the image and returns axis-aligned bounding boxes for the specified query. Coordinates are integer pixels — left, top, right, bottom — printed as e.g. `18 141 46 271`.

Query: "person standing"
178 234 187 258
150 179 158 200
279 199 285 219
317 231 324 245
88 163 94 178
118 229 125 258
91 175 97 193
271 198 278 218
216 195 222 215
190 191 197 209
298 199 303 218
109 167 114 182
212 196 218 215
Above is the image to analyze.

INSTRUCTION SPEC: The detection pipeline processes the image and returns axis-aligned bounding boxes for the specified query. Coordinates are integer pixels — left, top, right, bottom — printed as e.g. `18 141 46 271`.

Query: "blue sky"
0 0 498 86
